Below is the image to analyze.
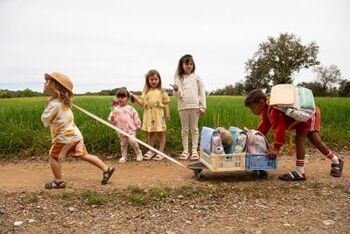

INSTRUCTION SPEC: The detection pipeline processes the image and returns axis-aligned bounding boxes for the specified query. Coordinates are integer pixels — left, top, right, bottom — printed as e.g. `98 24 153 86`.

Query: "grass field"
1 96 349 158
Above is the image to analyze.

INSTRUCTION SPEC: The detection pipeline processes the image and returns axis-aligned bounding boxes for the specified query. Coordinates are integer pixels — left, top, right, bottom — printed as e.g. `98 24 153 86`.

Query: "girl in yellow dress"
131 69 170 161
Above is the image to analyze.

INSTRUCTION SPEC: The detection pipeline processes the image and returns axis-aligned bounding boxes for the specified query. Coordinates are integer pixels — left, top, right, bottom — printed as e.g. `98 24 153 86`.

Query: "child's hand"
267 148 279 159
170 84 178 91
108 116 115 124
165 114 170 122
197 108 205 115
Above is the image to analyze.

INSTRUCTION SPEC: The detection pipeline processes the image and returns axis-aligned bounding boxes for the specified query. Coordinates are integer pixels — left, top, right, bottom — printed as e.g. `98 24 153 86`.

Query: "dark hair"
175 54 196 78
144 69 162 93
244 89 267 106
116 88 130 99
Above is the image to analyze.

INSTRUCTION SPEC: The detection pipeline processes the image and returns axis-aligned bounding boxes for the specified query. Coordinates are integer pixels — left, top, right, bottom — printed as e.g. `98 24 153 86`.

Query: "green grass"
1 96 350 158
82 190 105 206
126 185 147 205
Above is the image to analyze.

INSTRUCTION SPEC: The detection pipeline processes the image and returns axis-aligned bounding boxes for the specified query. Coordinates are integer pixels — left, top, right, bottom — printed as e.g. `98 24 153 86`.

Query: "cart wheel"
194 169 204 180
258 170 268 179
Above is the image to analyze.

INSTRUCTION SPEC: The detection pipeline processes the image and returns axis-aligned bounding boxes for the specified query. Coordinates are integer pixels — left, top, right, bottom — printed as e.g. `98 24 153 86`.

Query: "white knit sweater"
173 73 206 111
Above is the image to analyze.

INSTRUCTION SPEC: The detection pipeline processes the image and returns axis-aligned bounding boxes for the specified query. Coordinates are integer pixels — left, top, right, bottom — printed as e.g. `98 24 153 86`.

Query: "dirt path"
1 150 349 233
1 150 349 191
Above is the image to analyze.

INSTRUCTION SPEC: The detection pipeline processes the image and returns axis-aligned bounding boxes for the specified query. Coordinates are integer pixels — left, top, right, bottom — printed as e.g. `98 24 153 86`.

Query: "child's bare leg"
308 132 332 155
152 132 166 161
49 157 62 181
144 132 156 160
308 131 343 176
158 132 166 153
295 132 307 175
147 132 156 147
79 154 109 172
295 132 307 161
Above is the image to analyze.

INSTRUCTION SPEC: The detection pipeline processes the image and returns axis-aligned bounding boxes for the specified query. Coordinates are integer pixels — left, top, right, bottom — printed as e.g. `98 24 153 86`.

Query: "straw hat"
45 72 73 94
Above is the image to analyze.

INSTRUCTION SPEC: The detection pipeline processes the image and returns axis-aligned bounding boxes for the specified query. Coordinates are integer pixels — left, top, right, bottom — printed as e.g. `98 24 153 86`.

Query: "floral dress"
139 88 170 132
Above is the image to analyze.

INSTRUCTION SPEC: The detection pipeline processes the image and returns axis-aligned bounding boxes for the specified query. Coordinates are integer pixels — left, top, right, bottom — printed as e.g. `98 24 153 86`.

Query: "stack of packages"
269 84 315 122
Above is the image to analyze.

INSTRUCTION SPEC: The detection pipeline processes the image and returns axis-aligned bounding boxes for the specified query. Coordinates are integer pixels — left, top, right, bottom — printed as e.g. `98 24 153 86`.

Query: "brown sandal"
45 181 66 189
101 167 115 185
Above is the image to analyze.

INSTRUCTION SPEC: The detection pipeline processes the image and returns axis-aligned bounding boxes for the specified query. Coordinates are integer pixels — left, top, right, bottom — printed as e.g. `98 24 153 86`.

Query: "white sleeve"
173 76 182 99
41 101 59 127
198 77 206 109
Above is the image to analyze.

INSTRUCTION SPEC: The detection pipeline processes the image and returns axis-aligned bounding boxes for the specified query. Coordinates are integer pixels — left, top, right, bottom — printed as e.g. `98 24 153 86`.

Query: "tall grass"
1 96 349 158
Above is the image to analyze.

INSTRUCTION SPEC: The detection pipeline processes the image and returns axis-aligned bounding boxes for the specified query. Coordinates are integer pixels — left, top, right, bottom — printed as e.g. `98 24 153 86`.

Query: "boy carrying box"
244 89 344 181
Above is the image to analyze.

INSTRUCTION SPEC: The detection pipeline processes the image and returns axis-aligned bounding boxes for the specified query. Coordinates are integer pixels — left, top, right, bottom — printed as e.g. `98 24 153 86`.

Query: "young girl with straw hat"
41 72 115 188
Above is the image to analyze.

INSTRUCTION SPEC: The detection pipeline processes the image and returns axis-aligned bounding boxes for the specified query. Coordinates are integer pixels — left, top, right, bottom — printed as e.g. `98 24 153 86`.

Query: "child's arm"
108 110 117 125
130 93 144 108
41 100 59 127
161 90 171 121
198 77 206 114
172 76 182 99
131 107 141 129
164 103 170 121
268 109 287 158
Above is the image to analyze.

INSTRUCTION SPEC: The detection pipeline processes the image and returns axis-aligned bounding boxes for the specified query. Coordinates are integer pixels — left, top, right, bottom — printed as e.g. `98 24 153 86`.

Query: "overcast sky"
0 0 349 93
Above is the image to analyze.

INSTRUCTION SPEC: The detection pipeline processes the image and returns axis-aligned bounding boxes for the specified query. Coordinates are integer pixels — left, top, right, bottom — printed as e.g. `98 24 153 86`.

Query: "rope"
73 104 187 169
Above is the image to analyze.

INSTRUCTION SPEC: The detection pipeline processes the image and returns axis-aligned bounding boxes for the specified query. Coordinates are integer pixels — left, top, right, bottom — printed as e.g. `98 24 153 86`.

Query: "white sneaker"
136 152 143 161
119 156 127 163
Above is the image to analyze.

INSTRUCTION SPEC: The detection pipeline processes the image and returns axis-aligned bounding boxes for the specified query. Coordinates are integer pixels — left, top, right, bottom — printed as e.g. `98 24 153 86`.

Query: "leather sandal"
330 159 344 177
45 181 66 189
101 167 115 185
279 171 306 181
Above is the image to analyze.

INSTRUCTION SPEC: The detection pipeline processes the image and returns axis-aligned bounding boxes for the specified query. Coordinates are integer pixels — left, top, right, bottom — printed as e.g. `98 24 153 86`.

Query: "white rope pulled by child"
73 104 187 169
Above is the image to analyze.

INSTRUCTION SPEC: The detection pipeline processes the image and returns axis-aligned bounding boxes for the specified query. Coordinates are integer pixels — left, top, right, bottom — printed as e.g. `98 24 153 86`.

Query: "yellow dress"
140 89 170 132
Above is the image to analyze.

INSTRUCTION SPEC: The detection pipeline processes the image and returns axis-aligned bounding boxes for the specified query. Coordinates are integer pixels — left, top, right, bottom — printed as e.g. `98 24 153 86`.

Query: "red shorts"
294 107 321 133
49 141 88 158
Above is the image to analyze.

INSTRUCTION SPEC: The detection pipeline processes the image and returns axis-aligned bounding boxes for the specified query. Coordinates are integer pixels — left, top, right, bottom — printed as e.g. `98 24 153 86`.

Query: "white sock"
296 160 305 175
326 151 339 164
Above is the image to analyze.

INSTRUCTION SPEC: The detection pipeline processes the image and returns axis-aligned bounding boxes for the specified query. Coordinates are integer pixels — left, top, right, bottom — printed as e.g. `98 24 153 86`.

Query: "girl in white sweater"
171 54 206 160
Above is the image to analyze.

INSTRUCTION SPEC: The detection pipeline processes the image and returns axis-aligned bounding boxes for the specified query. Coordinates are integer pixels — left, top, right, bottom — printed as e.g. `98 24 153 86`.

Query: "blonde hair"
49 79 73 107
143 69 162 93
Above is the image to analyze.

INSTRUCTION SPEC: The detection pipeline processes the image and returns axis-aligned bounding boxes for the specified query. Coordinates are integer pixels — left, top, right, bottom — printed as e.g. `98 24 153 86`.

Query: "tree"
298 81 327 96
232 81 245 95
244 33 320 92
313 65 341 91
338 79 350 97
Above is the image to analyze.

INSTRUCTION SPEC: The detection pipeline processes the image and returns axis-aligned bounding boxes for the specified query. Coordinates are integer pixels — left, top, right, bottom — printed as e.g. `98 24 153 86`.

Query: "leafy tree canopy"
244 33 320 92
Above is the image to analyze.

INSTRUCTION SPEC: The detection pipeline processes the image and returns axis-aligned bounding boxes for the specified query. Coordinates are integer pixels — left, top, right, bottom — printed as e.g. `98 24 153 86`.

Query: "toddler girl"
108 88 143 163
41 72 115 188
131 69 170 161
171 54 206 160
